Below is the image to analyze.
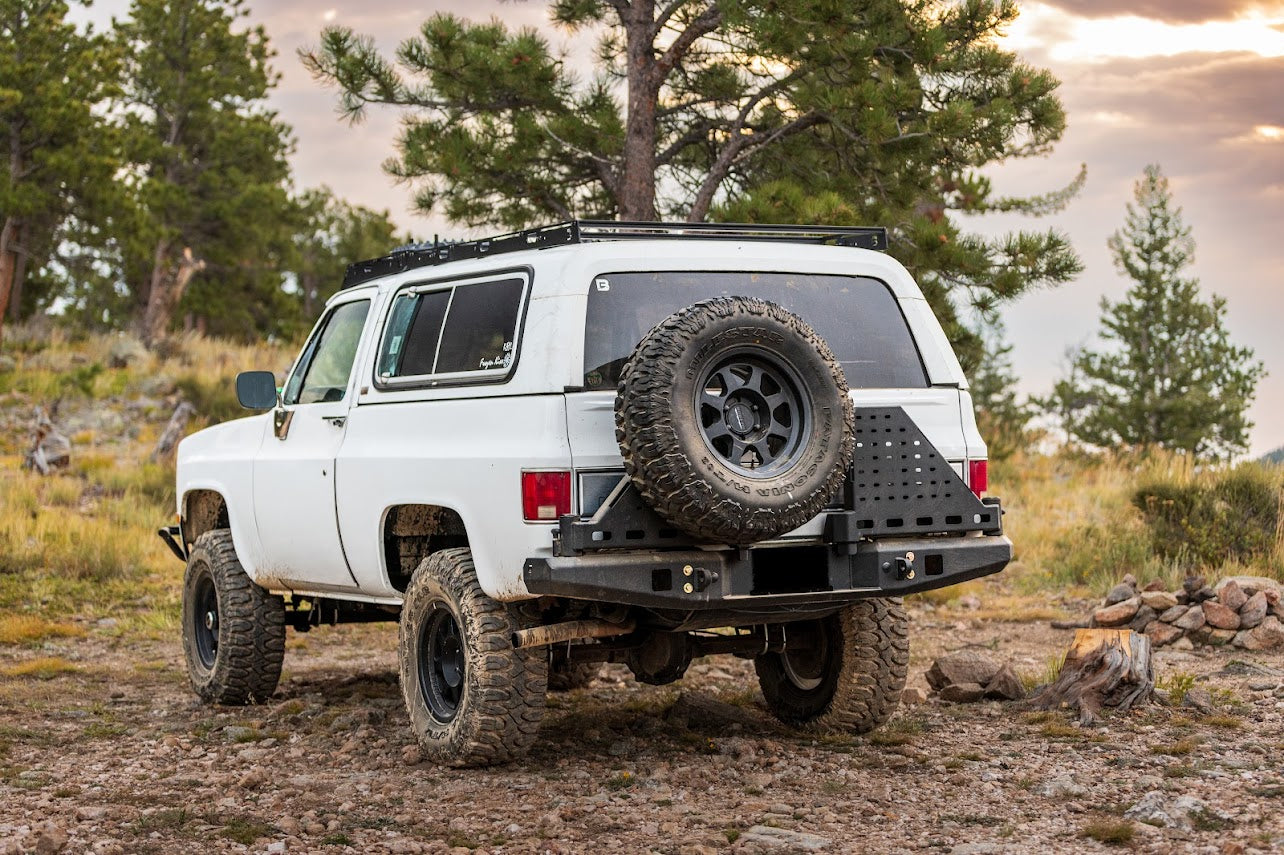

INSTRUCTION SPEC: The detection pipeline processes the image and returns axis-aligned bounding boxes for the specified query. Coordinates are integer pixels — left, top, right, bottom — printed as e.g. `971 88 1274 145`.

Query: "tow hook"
884 551 916 581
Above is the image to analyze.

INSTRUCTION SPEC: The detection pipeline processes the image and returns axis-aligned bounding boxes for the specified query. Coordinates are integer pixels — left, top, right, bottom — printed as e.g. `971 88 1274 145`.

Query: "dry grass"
0 615 85 645
0 657 80 679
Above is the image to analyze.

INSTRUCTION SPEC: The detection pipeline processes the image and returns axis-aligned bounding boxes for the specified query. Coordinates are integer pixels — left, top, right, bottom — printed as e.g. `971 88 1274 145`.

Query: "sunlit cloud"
1254 123 1284 140
1002 3 1284 61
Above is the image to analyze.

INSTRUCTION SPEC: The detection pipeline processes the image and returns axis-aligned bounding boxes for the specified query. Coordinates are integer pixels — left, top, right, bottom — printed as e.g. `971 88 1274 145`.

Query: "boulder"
983 664 1027 701
1239 616 1284 651
1218 580 1248 612
1182 575 1207 596
1129 605 1158 633
1092 596 1141 627
1105 582 1136 605
1207 628 1236 646
737 826 831 852
1145 621 1183 647
1181 688 1213 714
1140 590 1179 611
1142 579 1166 592
1239 592 1269 629
1173 607 1206 632
925 651 1002 691
939 683 986 703
1193 586 1217 602
901 687 928 705
1158 604 1188 623
1202 600 1241 631
108 335 148 368
1124 791 1227 830
1215 576 1284 599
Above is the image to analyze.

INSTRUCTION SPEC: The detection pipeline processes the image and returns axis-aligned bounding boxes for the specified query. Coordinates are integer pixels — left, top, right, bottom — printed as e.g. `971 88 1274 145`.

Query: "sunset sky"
83 1 1284 455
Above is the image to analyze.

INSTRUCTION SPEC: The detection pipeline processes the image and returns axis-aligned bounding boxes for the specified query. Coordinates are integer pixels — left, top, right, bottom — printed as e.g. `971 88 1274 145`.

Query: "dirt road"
2 602 1282 854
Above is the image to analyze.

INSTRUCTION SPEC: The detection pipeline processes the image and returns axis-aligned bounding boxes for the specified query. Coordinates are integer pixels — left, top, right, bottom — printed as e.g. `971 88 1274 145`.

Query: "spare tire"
615 296 853 544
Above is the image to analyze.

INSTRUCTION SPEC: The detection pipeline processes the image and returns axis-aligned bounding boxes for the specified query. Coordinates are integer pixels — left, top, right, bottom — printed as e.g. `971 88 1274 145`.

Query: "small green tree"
291 187 399 319
0 0 119 340
1048 165 1265 459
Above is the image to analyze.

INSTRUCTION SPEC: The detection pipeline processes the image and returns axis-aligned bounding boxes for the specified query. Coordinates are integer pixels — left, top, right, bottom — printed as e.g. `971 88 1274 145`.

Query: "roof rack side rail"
341 220 885 289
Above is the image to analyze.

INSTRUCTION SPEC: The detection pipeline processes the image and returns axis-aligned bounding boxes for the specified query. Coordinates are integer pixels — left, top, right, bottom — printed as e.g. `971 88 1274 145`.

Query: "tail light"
968 459 988 497
522 471 571 521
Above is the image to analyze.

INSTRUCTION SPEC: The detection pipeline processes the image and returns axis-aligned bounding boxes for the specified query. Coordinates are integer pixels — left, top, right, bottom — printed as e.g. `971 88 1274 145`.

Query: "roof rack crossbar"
342 220 886 288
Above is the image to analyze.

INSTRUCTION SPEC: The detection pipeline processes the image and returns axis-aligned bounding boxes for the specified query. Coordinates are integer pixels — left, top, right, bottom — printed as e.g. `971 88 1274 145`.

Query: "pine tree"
116 0 295 345
0 0 119 341
1049 165 1265 459
301 0 1083 364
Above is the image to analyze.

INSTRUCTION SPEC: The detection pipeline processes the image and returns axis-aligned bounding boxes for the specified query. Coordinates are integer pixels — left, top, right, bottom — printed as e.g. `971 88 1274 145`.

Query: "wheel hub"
191 571 219 671
697 352 808 477
418 607 465 722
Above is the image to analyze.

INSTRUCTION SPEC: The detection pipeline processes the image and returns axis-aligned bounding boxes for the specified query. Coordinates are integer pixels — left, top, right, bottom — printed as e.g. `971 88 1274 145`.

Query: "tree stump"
22 406 71 475
1032 628 1155 725
152 401 196 463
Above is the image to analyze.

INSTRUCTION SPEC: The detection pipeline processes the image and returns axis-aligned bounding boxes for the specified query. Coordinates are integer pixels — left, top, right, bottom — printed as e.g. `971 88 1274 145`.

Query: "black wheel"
399 548 547 767
547 649 600 692
755 599 909 732
181 529 285 705
616 296 853 543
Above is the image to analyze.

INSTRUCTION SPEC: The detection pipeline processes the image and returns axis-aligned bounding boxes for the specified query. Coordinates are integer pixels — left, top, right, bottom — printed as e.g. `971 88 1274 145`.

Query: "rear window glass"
583 272 928 390
377 276 525 381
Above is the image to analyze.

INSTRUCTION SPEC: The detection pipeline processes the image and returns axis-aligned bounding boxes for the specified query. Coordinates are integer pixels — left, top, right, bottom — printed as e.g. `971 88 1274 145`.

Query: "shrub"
1133 464 1282 568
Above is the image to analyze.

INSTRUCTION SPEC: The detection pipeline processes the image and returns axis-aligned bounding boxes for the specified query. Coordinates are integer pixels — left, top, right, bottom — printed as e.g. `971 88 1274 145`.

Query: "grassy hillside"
0 324 295 639
0 325 1279 639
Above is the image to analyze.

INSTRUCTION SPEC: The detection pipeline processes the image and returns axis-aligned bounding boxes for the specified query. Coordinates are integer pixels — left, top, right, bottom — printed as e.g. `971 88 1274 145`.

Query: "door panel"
252 298 371 590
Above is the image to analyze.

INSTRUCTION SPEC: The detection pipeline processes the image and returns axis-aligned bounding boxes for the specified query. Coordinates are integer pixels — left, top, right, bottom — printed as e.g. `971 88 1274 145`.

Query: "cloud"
1035 0 1277 24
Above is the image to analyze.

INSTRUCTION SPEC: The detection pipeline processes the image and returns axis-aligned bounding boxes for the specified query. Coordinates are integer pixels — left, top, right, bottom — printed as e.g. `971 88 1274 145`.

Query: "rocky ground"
2 597 1283 855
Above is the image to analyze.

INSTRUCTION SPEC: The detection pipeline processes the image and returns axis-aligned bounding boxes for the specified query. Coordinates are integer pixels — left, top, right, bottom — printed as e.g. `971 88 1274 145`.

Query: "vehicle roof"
333 239 929 306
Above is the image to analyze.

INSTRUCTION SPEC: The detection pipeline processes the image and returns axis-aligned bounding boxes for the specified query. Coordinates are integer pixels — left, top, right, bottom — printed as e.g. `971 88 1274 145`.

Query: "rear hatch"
564 270 970 538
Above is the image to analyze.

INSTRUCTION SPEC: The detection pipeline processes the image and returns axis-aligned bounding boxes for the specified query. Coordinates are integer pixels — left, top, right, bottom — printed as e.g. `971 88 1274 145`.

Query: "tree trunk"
0 216 17 343
618 0 659 221
1032 628 1156 725
152 401 196 463
8 234 28 323
302 270 318 319
140 241 205 347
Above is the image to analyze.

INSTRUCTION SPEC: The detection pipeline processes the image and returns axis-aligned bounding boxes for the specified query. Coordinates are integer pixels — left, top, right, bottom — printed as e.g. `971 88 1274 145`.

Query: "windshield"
582 271 928 390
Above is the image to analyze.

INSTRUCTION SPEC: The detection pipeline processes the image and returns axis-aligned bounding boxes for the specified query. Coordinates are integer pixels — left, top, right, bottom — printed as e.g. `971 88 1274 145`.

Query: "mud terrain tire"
399 548 547 767
755 598 909 732
616 296 853 544
181 529 286 705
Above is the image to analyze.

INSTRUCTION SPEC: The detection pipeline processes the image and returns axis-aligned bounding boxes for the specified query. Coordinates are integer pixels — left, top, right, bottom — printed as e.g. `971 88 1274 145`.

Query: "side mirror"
236 371 279 410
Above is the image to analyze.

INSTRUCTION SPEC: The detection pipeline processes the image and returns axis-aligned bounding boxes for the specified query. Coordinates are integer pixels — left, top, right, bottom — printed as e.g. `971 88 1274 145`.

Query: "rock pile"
1091 574 1284 651
924 650 1027 703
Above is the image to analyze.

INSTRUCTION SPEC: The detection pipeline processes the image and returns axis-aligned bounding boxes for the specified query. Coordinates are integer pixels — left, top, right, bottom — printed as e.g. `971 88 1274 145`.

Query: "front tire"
755 599 909 732
181 529 285 705
399 548 547 767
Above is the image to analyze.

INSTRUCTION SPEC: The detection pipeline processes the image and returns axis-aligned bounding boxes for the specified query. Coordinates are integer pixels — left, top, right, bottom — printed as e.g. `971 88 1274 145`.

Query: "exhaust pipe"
512 618 636 650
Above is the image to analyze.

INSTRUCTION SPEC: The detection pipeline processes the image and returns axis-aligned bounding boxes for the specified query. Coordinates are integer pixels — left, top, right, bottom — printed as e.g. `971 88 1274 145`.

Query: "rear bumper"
524 533 1011 610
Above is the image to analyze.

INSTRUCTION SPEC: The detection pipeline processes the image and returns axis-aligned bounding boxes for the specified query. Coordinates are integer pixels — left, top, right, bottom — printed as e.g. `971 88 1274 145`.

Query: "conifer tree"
1048 165 1264 459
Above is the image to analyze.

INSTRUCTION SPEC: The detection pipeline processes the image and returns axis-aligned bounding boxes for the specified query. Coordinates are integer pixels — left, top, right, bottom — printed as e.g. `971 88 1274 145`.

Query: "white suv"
164 221 1011 767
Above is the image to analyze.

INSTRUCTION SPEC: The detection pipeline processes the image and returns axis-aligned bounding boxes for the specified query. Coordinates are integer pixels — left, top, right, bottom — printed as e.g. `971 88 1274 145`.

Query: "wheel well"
183 490 228 545
383 505 469 592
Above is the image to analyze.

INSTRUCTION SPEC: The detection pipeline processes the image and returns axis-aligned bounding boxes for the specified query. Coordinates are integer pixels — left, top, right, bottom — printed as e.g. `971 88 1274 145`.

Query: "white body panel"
176 237 985 603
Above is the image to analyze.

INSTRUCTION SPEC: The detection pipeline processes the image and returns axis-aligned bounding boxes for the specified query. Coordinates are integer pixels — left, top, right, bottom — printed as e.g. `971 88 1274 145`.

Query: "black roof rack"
341 220 888 289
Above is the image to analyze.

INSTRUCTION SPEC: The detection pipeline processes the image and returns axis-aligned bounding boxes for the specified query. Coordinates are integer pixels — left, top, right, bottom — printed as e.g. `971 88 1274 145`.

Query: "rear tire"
398 548 547 767
181 529 285 705
755 599 908 732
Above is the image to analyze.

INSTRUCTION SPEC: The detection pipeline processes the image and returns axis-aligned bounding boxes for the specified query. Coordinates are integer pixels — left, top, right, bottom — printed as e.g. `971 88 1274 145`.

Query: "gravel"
1 599 1282 853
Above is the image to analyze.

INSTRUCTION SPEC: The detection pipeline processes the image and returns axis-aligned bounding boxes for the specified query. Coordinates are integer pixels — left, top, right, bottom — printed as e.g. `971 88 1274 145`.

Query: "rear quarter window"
583 271 928 390
376 275 527 385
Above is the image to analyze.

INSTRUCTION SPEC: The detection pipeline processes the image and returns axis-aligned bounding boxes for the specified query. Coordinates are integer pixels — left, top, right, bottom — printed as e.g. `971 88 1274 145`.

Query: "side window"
283 300 371 405
376 276 525 382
